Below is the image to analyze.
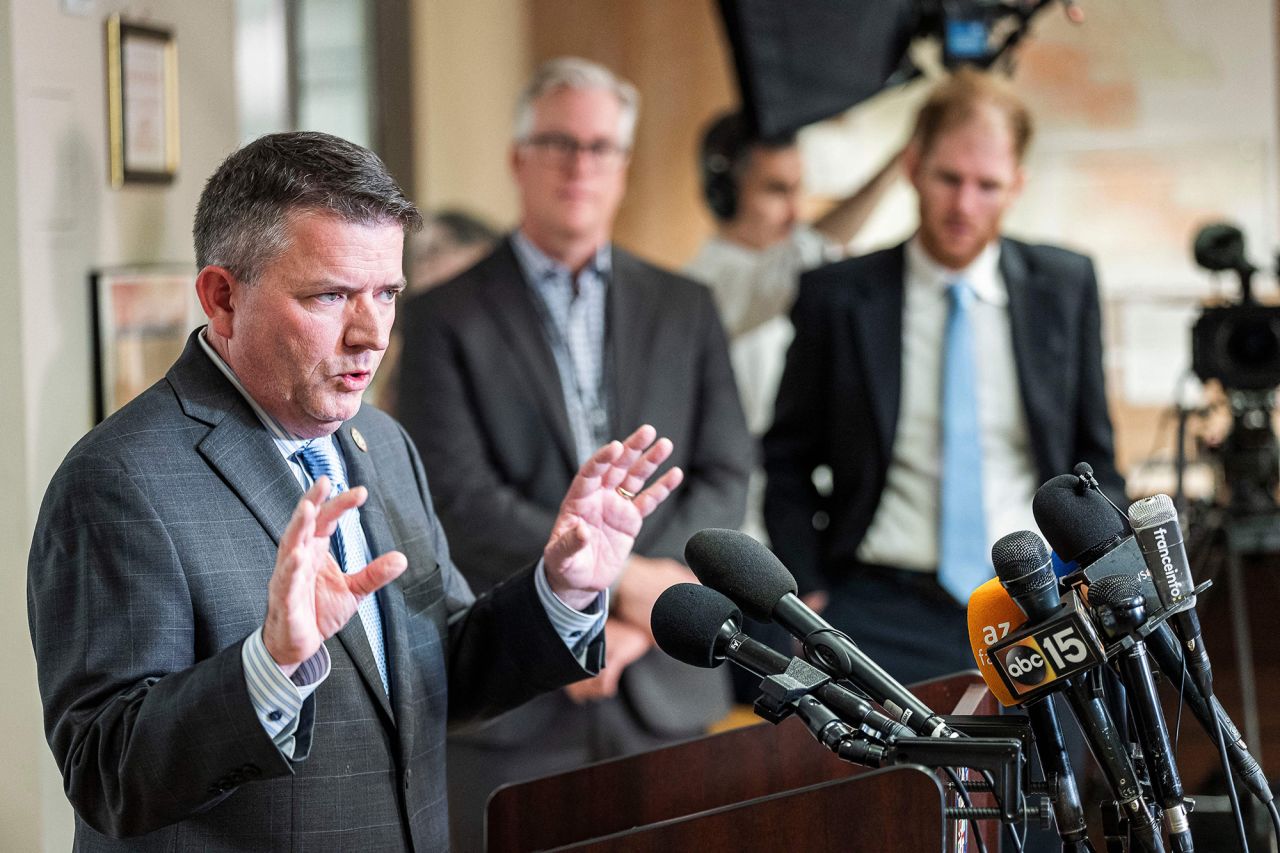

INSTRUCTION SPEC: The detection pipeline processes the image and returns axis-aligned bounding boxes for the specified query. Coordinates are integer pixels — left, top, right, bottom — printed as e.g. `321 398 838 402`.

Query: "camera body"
1189 223 1280 510
1191 303 1280 391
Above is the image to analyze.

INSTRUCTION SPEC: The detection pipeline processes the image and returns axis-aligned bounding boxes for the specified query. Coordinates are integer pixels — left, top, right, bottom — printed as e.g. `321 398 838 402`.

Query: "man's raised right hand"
263 477 407 675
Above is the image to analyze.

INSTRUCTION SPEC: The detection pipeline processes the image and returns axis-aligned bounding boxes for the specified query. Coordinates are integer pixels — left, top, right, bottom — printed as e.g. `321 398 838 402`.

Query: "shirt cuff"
241 627 331 758
535 558 607 662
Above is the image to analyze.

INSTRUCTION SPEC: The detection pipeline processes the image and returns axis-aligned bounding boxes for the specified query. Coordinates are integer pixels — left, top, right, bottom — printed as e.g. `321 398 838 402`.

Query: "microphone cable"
1155 581 1250 852
1214 710 1252 852
943 767 990 853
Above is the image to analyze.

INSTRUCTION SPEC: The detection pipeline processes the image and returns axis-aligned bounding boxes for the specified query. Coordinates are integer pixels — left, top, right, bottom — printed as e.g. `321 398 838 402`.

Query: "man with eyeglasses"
397 56 751 851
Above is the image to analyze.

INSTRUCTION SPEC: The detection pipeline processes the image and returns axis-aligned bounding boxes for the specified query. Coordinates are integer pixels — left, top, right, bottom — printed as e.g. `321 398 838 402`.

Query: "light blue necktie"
938 280 992 605
295 439 390 695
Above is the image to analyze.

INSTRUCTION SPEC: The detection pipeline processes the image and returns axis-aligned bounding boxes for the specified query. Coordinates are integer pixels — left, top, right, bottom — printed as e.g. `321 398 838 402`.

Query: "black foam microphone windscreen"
651 583 741 669
684 528 797 622
1032 474 1128 566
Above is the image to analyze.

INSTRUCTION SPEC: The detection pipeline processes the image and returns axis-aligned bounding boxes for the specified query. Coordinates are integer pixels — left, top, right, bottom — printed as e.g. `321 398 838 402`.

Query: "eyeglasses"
521 133 630 170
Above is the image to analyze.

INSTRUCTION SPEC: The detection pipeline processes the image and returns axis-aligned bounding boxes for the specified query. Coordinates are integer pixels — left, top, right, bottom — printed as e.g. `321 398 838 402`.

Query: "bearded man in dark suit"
764 68 1124 686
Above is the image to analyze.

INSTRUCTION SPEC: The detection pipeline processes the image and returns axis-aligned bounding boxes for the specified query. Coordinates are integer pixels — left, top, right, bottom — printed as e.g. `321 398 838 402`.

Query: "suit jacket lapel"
1003 239 1070 476
606 249 655 438
334 424 398 727
171 335 301 550
482 240 578 472
849 245 906 461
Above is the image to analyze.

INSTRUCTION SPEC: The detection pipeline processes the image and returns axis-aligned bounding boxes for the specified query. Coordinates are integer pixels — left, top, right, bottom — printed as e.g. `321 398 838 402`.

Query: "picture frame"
91 266 201 421
106 14 180 187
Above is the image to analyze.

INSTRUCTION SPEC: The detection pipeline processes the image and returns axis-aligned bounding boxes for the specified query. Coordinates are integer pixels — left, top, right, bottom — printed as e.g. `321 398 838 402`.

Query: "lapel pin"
351 427 368 453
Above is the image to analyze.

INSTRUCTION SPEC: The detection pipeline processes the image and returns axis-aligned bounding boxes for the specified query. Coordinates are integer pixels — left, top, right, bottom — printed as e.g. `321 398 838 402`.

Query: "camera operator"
685 111 901 545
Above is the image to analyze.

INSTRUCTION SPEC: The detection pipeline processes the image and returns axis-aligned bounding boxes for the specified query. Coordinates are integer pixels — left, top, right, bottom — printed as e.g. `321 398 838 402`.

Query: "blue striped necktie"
938 280 992 605
295 439 389 694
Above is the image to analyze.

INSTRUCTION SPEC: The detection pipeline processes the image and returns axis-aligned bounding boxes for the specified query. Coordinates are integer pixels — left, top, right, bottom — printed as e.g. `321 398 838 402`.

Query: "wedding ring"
615 486 637 500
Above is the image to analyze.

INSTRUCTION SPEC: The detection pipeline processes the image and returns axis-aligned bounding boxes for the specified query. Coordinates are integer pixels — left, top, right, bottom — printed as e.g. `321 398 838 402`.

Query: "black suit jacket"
763 238 1125 593
397 239 752 737
27 333 592 851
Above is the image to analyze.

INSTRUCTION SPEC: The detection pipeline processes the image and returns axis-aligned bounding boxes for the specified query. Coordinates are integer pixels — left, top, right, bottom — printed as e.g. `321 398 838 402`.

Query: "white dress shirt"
856 237 1041 572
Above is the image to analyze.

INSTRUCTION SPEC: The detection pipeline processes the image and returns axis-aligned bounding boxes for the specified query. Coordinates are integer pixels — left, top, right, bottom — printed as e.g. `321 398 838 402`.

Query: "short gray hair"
513 57 640 148
194 131 422 284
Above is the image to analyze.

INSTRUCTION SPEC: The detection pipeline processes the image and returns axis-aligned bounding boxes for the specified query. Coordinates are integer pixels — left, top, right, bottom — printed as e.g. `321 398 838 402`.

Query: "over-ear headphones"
699 111 754 222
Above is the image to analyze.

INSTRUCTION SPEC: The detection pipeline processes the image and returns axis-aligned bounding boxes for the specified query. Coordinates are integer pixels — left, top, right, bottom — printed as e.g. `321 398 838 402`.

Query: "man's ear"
509 142 523 179
196 265 238 339
903 138 923 189
1010 164 1027 200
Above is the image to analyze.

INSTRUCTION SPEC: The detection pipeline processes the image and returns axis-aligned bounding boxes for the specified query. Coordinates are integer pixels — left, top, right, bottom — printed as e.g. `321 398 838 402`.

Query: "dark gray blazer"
27 332 593 851
764 238 1126 593
397 239 752 739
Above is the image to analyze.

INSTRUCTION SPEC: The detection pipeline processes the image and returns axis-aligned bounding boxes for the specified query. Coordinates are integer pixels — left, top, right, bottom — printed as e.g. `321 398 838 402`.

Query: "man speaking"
27 131 681 851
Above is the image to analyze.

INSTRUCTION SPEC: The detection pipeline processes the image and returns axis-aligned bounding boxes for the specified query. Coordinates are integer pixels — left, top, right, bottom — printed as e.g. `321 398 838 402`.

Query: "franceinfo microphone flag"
1126 494 1214 698
684 528 954 738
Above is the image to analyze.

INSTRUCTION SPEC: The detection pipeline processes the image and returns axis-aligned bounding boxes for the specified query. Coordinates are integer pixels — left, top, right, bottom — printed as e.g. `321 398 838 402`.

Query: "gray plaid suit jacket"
28 331 593 851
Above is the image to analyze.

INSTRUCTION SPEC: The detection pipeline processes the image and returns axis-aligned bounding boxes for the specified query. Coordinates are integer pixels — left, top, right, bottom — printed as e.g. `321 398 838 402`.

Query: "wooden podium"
486 671 1001 852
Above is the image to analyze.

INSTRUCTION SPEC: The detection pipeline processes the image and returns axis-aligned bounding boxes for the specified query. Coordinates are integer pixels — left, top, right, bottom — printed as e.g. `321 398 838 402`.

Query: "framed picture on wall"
106 14 180 187
91 266 200 422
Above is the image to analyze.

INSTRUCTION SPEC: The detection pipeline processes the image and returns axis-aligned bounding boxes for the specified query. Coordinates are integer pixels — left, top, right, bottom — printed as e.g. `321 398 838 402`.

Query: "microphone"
991 530 1164 853
1127 494 1214 698
652 584 1045 787
965 578 1025 708
990 530 1062 627
967 577 1092 848
684 528 954 738
986 533 1108 706
1089 573 1194 852
651 582 912 743
1033 473 1129 569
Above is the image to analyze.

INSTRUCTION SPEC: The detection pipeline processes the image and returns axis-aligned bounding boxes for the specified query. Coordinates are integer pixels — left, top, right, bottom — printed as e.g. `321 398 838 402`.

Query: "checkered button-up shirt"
512 231 612 465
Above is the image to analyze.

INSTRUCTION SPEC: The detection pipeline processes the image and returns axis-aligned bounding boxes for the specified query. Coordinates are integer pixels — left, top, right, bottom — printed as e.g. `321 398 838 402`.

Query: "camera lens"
1226 318 1280 367
1193 306 1280 389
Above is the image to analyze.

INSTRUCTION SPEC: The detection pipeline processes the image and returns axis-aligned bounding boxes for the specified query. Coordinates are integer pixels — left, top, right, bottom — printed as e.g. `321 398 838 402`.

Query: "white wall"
0 1 238 847
410 0 530 226
0 1 41 849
